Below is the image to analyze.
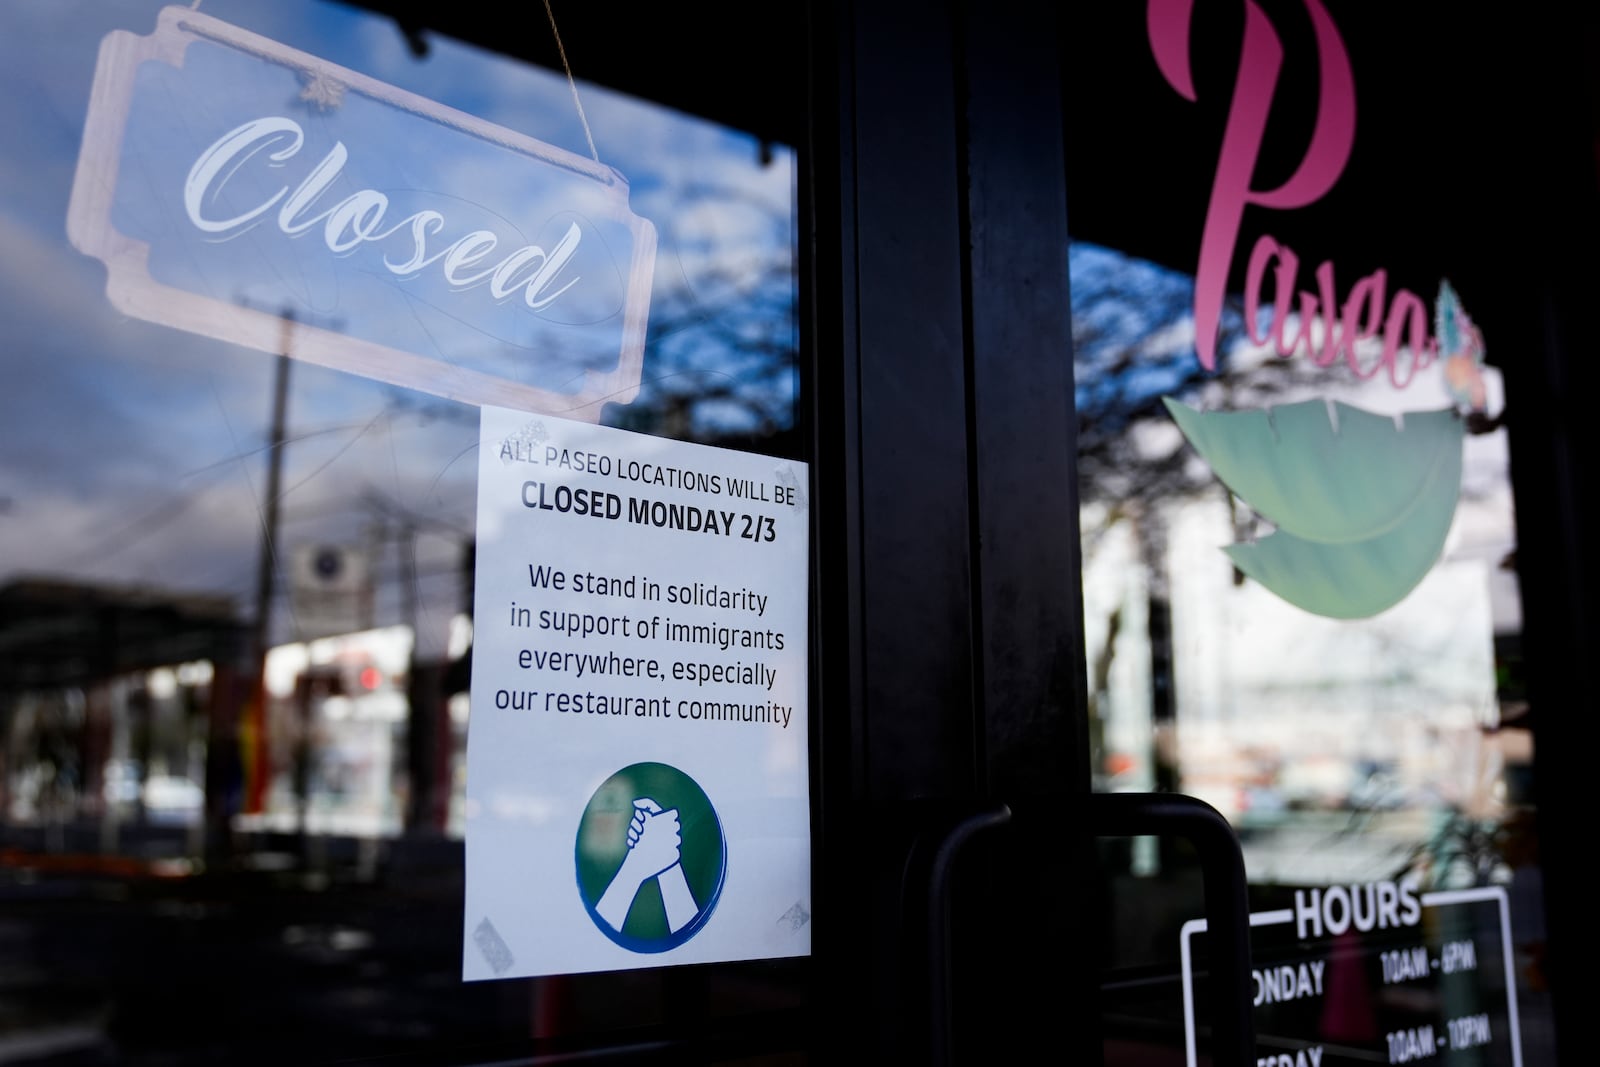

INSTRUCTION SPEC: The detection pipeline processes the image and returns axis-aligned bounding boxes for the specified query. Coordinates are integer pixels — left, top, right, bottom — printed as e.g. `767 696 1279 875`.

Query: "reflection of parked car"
143 776 204 825
101 761 203 825
101 759 142 806
1347 763 1409 811
1238 783 1286 816
1276 755 1351 810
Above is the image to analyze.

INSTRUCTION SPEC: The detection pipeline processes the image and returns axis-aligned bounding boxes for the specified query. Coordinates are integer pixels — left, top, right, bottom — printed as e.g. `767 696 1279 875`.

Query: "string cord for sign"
541 0 601 164
188 0 599 164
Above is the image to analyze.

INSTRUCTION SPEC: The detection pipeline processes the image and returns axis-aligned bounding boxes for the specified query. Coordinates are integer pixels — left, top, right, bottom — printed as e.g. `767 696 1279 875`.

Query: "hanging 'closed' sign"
67 6 656 420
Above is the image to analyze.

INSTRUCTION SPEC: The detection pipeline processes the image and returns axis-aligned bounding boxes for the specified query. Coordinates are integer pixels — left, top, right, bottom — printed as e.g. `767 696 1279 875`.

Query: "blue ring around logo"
575 768 728 954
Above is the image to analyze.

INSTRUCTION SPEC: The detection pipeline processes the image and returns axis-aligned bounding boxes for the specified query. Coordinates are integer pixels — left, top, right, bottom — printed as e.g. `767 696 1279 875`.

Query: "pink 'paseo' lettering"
1147 0 1437 386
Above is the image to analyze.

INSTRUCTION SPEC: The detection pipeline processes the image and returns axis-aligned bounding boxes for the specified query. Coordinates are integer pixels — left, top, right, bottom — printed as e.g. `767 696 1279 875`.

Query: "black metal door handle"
925 793 1251 1066
926 804 1013 1067
1090 792 1254 1067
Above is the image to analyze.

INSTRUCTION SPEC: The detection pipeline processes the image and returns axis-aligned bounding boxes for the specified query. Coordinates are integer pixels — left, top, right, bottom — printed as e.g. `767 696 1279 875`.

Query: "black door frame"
807 0 1100 1060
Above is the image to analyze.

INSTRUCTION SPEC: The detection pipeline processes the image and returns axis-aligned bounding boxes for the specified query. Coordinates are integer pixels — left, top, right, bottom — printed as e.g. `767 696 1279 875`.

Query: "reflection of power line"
275 496 473 527
43 418 390 573
48 413 466 593
50 466 237 570
275 410 388 503
282 489 469 640
252 334 292 662
47 327 385 576
187 552 457 588
360 485 473 538
179 509 468 601
180 419 388 481
172 560 466 625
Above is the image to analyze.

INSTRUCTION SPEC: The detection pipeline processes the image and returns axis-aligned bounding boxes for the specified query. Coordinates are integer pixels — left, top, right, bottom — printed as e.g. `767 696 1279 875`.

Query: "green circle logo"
575 762 727 953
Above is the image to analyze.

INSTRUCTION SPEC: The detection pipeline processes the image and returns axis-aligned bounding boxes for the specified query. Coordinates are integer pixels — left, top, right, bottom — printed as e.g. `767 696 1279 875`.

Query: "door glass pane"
1065 3 1562 1061
0 2 805 1062
1072 235 1550 1066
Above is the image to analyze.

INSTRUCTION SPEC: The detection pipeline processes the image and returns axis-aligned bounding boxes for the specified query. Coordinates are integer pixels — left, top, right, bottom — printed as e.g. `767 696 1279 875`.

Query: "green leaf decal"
1163 398 1462 544
1165 397 1466 620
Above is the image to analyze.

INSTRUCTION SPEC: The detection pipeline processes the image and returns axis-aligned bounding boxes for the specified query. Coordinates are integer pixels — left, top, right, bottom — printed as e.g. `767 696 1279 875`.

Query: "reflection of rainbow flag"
239 681 269 815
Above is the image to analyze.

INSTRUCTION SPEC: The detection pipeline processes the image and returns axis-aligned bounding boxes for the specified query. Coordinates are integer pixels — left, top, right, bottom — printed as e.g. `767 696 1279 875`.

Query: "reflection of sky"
1070 241 1231 429
0 1 796 655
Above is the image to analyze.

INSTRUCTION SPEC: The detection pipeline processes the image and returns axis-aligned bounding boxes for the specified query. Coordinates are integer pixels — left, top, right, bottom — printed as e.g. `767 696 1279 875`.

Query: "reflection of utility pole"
395 518 438 835
204 310 293 860
245 315 294 818
361 490 463 837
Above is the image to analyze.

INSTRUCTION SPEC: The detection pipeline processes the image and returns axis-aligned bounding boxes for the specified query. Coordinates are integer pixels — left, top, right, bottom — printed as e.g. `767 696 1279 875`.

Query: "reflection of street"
0 825 474 1063
0 821 802 1064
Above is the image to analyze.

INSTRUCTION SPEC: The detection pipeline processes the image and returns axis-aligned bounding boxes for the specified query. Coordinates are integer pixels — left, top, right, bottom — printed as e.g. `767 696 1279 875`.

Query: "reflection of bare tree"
1393 806 1501 890
1074 245 1327 546
1072 242 1324 792
1078 244 1514 880
382 183 799 458
605 184 798 456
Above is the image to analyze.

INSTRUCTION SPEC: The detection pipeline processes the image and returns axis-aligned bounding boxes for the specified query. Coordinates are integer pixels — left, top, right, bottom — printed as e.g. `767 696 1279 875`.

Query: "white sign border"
462 406 813 979
1178 886 1524 1067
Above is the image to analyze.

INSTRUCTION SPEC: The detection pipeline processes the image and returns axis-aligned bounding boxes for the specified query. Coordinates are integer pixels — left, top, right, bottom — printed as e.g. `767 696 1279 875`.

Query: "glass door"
1059 3 1590 1065
0 1 815 1062
3 0 1592 1064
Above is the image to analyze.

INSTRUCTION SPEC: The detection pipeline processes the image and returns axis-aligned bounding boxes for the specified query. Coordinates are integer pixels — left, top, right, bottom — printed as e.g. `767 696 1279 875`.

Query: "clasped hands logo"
576 763 726 953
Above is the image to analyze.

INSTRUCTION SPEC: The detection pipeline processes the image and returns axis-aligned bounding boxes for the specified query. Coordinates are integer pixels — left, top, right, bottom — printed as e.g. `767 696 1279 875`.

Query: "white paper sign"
464 406 810 979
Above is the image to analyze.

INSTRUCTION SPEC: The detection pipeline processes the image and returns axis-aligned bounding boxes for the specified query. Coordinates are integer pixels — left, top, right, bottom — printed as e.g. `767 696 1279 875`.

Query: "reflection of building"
0 578 470 842
0 578 240 691
0 578 240 830
249 624 415 837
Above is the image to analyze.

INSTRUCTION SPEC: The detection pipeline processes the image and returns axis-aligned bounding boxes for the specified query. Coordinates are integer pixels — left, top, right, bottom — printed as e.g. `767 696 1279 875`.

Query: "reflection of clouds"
3 0 795 653
0 204 479 491
0 474 257 596
0 214 266 485
0 6 119 241
365 27 798 341
405 66 796 334
0 203 479 641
